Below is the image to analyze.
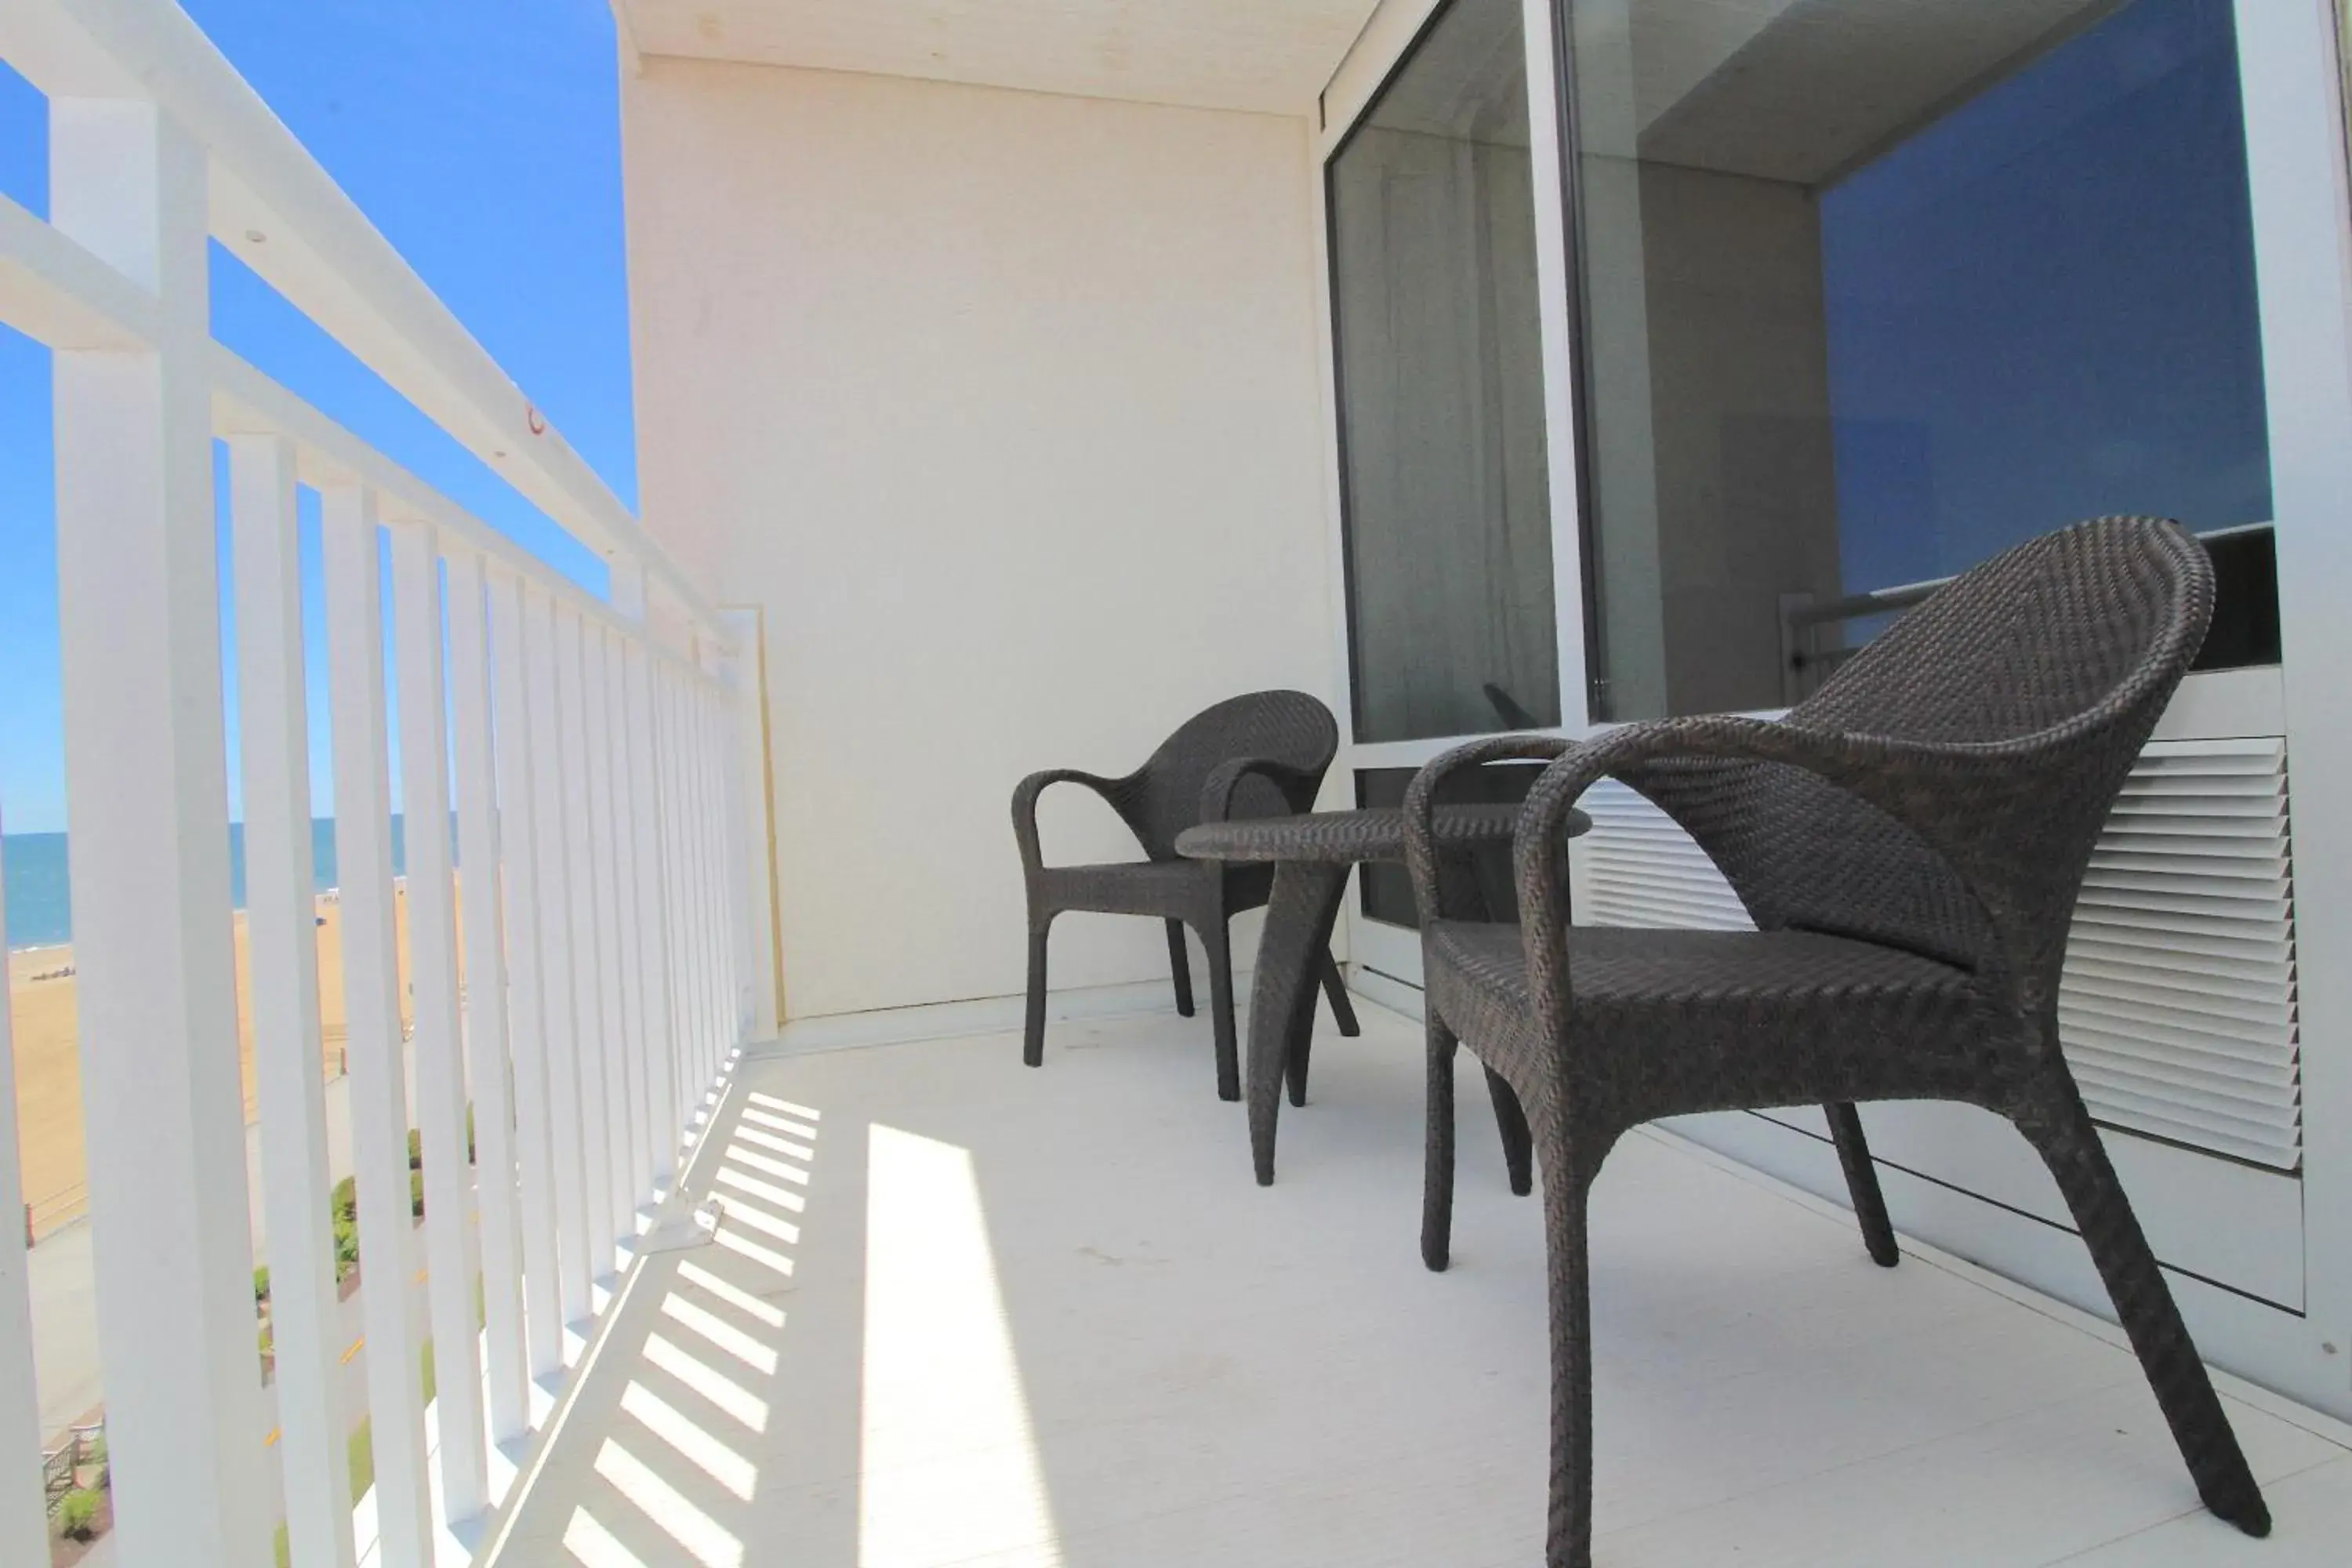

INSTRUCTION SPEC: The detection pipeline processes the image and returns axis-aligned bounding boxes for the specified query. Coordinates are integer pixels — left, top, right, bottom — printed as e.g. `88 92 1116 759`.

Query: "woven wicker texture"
1176 804 1585 1187
1013 691 1358 1098
1403 518 2268 1566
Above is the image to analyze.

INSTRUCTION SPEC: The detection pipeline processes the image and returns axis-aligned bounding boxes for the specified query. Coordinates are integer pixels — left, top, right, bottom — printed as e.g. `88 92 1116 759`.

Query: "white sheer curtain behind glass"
1328 0 1561 744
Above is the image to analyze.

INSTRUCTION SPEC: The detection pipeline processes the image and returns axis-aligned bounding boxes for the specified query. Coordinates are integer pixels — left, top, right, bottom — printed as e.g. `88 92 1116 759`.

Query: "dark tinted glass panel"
1569 0 2272 717
2193 527 2281 671
1356 764 1543 929
1330 0 1561 742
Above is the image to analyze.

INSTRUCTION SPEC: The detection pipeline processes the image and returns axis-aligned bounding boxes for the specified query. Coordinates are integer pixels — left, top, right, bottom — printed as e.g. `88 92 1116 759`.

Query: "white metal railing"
0 3 769 1566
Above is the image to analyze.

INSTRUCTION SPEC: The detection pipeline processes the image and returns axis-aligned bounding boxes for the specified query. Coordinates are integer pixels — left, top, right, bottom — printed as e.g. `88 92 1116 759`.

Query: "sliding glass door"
1325 0 1570 973
1543 0 2352 1398
1318 0 2352 1410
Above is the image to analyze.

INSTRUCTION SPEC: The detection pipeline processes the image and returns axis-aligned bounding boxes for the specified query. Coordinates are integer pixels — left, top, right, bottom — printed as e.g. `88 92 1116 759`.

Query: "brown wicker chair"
1403 517 2269 1566
1014 691 1359 1099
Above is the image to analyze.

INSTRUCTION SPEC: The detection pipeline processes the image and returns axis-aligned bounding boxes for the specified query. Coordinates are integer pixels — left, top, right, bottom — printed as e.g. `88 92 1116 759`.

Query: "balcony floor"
485 1002 2352 1567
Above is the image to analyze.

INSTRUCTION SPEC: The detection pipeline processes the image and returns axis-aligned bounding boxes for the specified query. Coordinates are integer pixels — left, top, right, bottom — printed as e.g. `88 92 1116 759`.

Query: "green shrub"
407 1127 423 1170
333 1214 359 1281
332 1175 358 1227
253 1266 271 1305
410 1168 425 1218
57 1487 100 1540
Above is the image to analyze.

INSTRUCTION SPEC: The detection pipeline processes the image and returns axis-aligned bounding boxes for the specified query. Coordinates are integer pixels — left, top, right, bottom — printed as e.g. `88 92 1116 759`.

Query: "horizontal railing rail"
0 4 769 1566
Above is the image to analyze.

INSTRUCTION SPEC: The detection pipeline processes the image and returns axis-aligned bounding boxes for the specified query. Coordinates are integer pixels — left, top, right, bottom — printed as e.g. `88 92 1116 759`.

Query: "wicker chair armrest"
1011 768 1135 872
1402 735 1573 923
1199 756 1325 825
1508 717 2016 1030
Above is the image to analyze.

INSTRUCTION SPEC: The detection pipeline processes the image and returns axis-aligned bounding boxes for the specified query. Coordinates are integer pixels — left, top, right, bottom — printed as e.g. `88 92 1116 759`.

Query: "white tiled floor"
484 1003 2352 1567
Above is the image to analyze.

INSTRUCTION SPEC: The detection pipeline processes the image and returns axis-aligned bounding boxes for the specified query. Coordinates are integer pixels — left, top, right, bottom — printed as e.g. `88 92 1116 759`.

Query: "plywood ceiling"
614 0 1387 115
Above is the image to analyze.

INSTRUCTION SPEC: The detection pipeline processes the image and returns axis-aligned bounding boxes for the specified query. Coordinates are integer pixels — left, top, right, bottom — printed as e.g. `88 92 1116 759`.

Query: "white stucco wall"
621 59 1339 1019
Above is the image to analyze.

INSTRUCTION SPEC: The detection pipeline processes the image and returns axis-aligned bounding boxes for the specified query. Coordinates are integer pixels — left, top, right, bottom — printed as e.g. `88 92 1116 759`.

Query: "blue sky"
0 1 636 835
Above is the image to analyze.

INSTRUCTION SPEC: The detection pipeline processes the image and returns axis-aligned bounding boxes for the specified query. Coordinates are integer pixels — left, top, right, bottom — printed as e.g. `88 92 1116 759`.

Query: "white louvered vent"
2062 737 2300 1170
1575 779 1751 930
1570 742 2302 1171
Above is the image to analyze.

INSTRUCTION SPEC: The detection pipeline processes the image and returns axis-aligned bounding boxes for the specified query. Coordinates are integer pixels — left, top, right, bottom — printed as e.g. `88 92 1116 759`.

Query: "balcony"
5 2 2352 1566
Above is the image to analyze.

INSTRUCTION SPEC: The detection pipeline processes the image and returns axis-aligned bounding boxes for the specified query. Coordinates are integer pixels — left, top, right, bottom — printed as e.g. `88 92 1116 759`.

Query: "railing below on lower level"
0 5 773 1566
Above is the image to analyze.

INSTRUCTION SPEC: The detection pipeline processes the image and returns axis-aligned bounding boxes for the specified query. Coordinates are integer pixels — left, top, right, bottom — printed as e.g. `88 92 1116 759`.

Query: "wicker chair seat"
1425 921 1992 1125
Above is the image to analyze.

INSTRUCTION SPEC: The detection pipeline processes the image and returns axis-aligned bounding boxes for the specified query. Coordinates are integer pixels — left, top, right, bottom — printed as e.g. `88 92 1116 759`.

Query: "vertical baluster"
603 635 652 1209
675 671 714 1098
388 521 489 1519
320 485 434 1566
554 606 616 1287
0 815 47 1566
491 574 567 1375
51 97 267 1568
580 630 635 1244
699 681 731 1069
622 640 677 1191
706 684 732 1070
521 589 591 1330
713 681 746 1042
691 682 719 1078
658 666 701 1128
230 435 357 1568
444 550 529 1441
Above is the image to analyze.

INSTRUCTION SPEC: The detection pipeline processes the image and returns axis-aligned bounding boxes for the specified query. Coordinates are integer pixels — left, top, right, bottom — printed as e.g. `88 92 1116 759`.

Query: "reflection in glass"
1330 0 1560 743
1569 0 2272 717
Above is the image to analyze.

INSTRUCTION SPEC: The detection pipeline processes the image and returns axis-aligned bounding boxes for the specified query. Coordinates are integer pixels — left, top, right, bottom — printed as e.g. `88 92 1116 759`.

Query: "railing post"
0 816 47 1567
491 572 569 1377
321 484 435 1567
388 519 491 1519
521 587 593 1330
49 96 270 1568
229 433 358 1568
445 548 531 1442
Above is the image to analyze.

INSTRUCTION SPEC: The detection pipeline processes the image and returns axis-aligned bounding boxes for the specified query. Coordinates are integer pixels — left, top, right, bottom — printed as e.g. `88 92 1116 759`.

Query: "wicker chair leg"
2020 1096 2270 1537
1542 1150 1596 1568
1824 1102 1900 1266
1319 949 1361 1038
1203 916 1240 1102
1022 920 1053 1068
1486 1067 1534 1197
1422 1017 1458 1272
1164 920 1195 1018
1285 1029 1312 1109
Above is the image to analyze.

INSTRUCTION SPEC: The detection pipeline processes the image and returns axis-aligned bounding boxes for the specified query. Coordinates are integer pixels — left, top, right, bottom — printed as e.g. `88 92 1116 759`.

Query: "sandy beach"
8 886 416 1240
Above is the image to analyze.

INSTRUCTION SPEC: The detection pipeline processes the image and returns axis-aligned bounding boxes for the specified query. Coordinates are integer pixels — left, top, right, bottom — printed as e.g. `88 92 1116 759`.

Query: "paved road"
29 1067 361 1439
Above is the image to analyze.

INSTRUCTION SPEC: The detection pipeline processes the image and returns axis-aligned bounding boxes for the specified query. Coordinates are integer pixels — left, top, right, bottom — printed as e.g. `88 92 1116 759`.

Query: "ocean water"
3 818 416 952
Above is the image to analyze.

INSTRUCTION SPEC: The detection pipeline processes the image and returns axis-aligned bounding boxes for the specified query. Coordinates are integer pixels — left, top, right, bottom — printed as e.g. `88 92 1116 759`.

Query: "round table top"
1175 802 1588 866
